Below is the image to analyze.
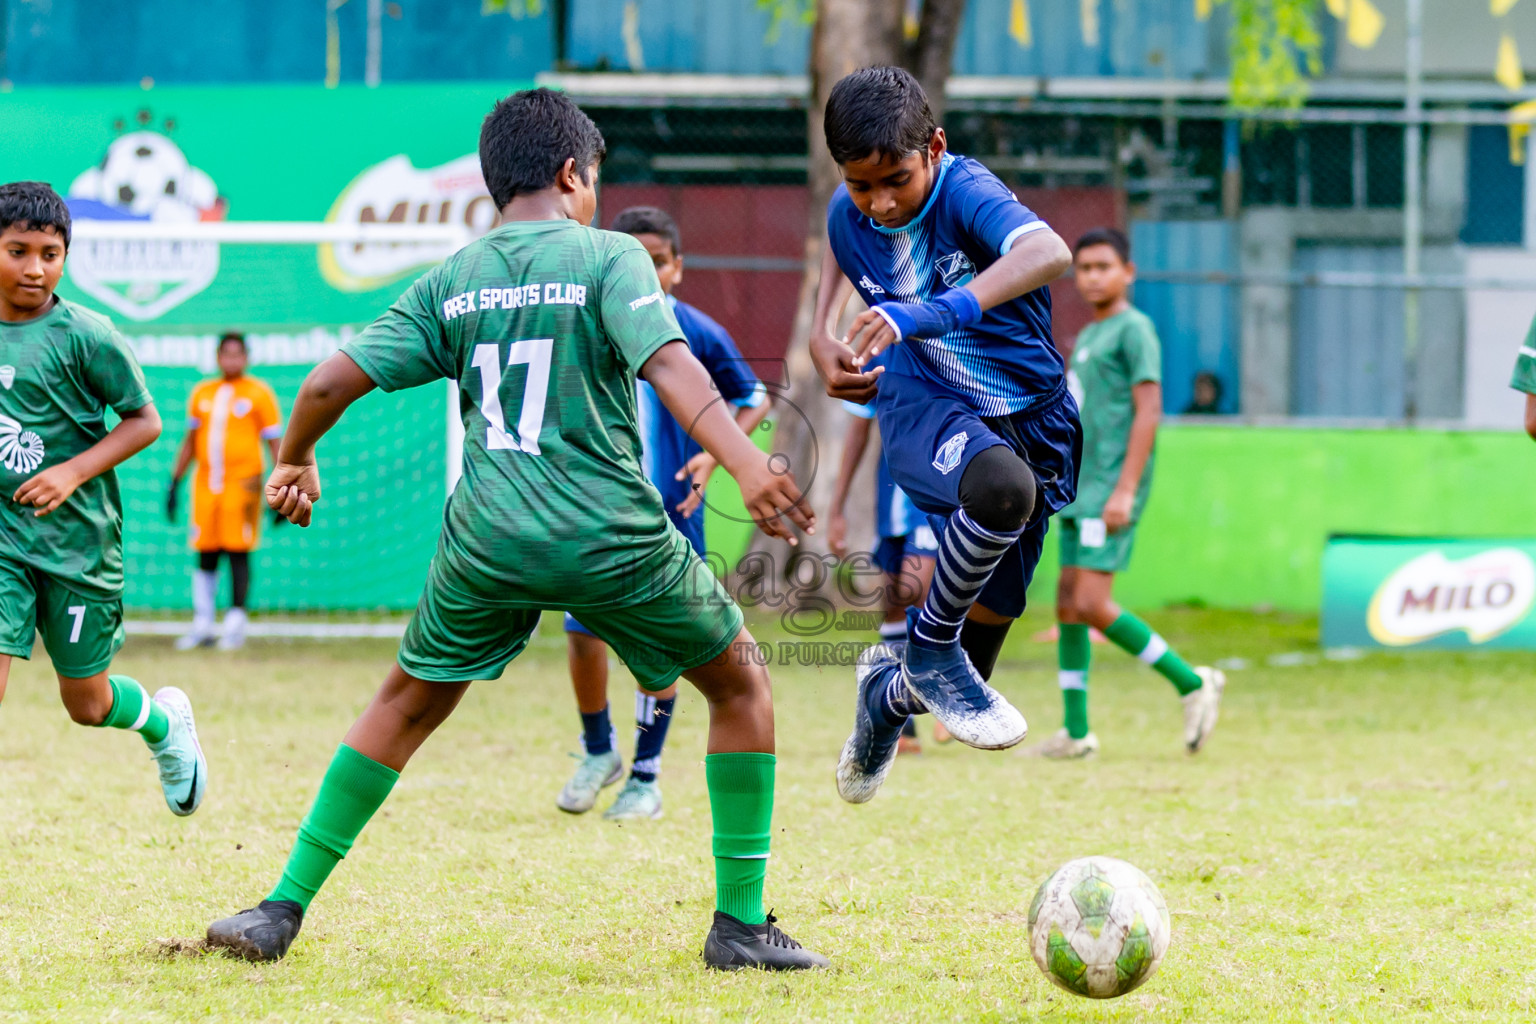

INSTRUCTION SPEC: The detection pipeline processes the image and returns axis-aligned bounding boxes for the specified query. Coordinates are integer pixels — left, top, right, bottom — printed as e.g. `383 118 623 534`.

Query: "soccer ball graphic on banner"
1028 856 1171 999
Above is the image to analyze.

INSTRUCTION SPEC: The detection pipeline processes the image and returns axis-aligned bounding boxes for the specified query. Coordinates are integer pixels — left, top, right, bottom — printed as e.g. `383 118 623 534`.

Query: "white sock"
222 607 247 639
191 570 218 633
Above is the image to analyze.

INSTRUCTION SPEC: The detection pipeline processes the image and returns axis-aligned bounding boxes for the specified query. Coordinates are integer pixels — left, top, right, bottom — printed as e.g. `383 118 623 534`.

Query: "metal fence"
580 93 1536 431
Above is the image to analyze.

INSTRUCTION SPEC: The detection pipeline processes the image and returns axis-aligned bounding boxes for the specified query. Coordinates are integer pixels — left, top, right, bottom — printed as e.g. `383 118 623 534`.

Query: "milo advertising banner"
0 84 528 610
1322 537 1536 650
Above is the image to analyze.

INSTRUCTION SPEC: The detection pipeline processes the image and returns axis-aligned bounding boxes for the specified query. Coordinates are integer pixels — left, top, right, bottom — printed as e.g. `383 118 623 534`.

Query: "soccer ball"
1027 856 1171 999
77 132 218 222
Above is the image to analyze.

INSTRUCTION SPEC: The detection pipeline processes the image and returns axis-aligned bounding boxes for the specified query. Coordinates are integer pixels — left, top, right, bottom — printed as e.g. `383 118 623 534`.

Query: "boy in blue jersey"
807 67 1082 803
827 392 938 754
559 206 770 821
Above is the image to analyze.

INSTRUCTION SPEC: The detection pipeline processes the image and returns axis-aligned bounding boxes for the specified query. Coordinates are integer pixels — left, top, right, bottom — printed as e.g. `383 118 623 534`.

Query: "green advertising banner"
0 84 531 610
1321 537 1536 650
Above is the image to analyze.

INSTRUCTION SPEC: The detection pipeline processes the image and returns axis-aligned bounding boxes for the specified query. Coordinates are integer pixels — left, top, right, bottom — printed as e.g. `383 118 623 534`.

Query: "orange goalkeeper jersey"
187 375 282 495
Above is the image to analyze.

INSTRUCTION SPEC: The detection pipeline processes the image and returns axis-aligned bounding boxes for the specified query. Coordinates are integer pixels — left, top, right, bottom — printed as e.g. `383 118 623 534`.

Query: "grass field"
3 604 1535 1023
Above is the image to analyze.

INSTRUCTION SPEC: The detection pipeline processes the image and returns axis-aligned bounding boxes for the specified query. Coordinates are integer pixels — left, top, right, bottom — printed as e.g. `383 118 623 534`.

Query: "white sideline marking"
126 620 405 639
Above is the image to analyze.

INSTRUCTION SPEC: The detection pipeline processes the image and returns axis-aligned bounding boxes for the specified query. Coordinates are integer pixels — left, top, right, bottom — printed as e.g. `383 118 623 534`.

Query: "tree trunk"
746 0 967 597
909 0 968 122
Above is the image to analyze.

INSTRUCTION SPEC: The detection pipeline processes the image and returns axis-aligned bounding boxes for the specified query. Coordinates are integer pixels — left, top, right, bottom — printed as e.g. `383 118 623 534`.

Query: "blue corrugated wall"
2 0 554 84
1129 220 1241 415
3 0 1229 84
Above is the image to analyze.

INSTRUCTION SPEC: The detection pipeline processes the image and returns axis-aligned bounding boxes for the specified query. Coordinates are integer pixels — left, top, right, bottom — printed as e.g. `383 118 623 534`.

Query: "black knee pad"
957 445 1037 533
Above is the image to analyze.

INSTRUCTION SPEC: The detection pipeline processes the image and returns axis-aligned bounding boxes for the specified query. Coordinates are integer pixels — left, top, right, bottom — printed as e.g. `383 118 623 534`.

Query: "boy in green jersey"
1514 319 1536 439
205 90 828 971
1038 227 1225 759
0 181 207 815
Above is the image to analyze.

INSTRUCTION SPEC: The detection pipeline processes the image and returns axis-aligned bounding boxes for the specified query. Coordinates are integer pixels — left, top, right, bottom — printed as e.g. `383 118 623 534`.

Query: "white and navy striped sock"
911 510 1024 649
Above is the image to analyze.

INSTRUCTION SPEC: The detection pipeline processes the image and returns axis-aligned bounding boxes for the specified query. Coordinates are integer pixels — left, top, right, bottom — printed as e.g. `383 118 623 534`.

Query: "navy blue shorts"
872 524 940 577
875 372 1081 619
568 508 707 636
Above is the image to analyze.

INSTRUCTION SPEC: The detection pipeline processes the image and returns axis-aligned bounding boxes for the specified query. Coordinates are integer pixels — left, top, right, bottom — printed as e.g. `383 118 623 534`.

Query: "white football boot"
1181 666 1226 753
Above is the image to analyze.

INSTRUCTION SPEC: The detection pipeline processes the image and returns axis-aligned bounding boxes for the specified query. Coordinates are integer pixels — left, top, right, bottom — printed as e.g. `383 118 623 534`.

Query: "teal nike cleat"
147 687 207 816
556 749 623 814
603 777 663 820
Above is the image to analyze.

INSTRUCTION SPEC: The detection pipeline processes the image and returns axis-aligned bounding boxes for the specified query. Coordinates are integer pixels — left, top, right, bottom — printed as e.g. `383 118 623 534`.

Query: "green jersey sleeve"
343 267 453 392
597 237 685 374
83 329 152 414
1512 318 1536 396
1122 313 1162 386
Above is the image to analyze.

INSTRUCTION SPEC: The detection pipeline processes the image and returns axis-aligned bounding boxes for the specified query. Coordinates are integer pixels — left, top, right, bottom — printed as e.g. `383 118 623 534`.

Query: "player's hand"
827 508 849 558
1103 488 1134 534
731 451 815 546
165 478 181 523
265 460 320 528
14 463 82 517
849 290 983 366
673 451 718 519
845 308 901 366
809 330 882 403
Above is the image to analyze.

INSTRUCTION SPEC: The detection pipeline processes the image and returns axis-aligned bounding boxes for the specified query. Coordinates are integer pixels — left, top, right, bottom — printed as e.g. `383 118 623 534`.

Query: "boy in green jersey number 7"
1036 227 1225 760
0 182 207 818
204 90 828 971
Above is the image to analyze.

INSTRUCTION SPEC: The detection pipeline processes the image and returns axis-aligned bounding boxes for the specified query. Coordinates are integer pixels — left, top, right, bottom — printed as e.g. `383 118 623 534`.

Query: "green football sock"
707 751 774 926
269 744 399 911
97 675 170 745
1058 624 1092 739
1103 612 1202 696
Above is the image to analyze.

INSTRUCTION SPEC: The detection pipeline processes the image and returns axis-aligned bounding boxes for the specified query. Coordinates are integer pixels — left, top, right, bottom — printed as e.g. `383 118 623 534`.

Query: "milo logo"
1366 548 1536 646
320 153 499 292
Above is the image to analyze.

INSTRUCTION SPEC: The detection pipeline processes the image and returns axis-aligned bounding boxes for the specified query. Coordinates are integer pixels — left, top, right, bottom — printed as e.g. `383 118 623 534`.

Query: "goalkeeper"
203 88 827 971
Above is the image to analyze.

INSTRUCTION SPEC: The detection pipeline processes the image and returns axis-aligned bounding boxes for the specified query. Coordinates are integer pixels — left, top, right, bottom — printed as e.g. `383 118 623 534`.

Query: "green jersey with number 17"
342 219 695 609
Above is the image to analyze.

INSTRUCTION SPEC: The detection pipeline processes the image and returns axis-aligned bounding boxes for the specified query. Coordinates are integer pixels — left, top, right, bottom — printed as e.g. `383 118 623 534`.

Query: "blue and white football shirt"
635 296 765 538
827 153 1064 417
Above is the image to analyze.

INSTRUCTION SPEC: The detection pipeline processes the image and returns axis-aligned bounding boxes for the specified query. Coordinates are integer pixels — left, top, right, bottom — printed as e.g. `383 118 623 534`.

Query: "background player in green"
1515 317 1536 440
204 89 828 971
0 181 207 816
1037 227 1225 759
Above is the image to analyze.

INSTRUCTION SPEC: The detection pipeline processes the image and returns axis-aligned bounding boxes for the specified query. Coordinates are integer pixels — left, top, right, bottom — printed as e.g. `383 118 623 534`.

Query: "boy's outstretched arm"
266 352 376 527
14 402 162 517
1526 394 1536 441
848 229 1073 364
641 341 815 545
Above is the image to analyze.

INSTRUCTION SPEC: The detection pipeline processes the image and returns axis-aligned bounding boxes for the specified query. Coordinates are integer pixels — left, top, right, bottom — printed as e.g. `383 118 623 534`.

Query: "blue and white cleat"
900 641 1027 750
148 687 207 816
835 643 908 804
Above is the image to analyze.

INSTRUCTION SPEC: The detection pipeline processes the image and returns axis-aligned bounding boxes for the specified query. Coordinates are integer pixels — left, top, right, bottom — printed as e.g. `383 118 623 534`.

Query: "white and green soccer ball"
1028 856 1171 999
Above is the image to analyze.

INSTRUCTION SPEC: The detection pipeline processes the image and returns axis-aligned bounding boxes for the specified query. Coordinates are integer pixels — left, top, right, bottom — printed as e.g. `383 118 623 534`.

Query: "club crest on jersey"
0 366 13 390
0 414 44 474
932 431 969 475
936 251 976 289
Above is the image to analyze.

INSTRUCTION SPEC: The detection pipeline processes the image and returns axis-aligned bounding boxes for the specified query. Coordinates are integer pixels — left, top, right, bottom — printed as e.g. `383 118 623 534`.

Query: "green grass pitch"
2 605 1533 1022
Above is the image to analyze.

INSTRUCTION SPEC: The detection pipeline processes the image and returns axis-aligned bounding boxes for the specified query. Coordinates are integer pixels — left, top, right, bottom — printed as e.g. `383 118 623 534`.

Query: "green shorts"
0 557 125 677
398 553 745 691
1058 517 1138 574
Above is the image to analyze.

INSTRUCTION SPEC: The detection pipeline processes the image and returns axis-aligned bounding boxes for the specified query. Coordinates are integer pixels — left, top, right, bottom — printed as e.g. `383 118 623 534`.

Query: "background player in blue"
559 206 769 821
828 387 937 755
807 67 1082 803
